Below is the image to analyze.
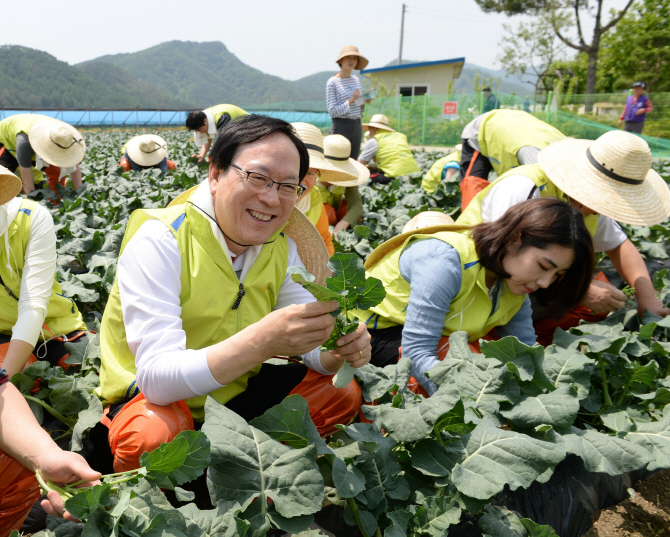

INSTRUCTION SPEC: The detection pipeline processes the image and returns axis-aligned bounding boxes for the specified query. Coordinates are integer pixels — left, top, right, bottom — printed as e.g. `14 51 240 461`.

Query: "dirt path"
584 469 670 537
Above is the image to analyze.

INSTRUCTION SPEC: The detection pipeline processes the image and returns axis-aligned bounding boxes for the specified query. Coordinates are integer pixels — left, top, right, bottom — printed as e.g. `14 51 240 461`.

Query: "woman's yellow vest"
0 199 86 338
98 202 289 421
478 111 565 176
305 188 324 226
0 114 52 184
421 151 461 194
208 104 248 124
373 132 421 178
316 183 345 209
456 163 599 236
355 231 526 343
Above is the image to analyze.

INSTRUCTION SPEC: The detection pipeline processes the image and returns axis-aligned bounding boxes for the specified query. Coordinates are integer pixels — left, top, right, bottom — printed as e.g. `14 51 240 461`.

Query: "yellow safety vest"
421 151 461 194
208 104 248 125
478 111 565 176
456 163 599 237
305 188 323 226
373 132 421 178
98 200 289 420
355 230 525 343
0 199 86 338
316 183 345 209
0 114 54 184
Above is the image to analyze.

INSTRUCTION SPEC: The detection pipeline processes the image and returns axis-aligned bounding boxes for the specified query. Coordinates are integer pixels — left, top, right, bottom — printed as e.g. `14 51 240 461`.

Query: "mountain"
0 45 186 108
82 41 324 107
292 71 337 100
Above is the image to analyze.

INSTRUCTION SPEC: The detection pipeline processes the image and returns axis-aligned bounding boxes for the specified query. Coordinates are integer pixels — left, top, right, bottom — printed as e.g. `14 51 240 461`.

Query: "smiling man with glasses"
96 115 371 473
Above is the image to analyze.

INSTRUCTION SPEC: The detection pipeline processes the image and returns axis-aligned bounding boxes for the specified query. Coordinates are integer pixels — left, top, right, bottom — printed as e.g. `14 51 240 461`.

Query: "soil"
583 469 670 537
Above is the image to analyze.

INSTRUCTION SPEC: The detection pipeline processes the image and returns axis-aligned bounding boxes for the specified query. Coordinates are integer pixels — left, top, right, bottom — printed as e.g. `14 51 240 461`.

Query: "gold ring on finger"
359 350 364 360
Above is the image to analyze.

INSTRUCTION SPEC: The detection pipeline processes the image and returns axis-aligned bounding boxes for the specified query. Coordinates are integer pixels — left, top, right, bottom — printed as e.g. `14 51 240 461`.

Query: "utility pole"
398 3 406 66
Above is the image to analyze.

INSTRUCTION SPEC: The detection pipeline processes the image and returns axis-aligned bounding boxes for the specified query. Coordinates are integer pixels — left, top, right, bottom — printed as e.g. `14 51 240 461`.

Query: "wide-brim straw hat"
127 134 168 167
322 135 370 187
362 114 395 132
291 123 355 184
365 223 471 270
169 186 329 285
28 119 86 168
401 211 455 234
0 165 23 206
336 46 368 71
538 130 670 226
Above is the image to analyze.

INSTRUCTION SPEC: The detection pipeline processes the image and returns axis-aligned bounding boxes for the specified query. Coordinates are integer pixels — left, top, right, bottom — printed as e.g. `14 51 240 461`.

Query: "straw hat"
401 211 455 234
365 223 471 270
126 134 168 167
362 114 395 132
336 46 368 71
291 123 355 184
322 135 370 187
538 130 670 226
0 166 23 206
28 119 86 168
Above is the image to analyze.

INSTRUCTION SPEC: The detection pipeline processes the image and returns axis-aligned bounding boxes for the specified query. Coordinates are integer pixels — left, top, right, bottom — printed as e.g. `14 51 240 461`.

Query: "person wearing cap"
458 110 565 210
0 166 88 379
358 114 421 184
482 87 500 113
316 135 370 235
327 46 370 160
354 199 594 396
0 367 101 535
292 123 365 256
185 104 248 163
421 145 462 194
457 130 670 344
0 115 85 194
618 82 653 134
97 115 372 472
119 134 177 173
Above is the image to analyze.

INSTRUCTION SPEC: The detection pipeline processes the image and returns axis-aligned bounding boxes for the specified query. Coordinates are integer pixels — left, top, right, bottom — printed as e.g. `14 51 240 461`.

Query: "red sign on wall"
443 101 458 117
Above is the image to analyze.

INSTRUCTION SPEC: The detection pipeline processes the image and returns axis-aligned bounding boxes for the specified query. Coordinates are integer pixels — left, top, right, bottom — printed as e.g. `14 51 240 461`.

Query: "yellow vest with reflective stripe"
456 163 599 236
0 199 86 338
354 230 525 343
0 114 54 184
305 188 323 226
373 132 421 178
478 111 565 176
316 183 345 209
98 201 289 420
421 151 460 194
208 104 248 125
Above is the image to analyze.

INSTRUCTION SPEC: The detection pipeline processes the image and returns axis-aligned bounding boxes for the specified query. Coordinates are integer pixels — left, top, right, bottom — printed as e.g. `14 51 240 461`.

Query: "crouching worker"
0 368 101 536
97 115 372 472
354 199 594 396
358 114 420 184
421 144 462 194
186 104 248 163
119 134 176 173
0 166 89 378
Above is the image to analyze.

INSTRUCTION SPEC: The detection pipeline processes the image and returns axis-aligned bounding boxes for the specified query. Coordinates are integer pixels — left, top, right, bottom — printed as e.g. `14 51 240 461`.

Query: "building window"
397 84 430 98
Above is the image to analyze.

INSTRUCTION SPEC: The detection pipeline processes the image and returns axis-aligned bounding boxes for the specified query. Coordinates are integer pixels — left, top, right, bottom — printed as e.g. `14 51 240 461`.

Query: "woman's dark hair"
209 114 309 182
470 198 594 319
185 111 207 130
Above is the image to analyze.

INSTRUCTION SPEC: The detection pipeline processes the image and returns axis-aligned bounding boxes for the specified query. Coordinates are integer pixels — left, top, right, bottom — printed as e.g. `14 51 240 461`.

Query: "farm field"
14 129 670 537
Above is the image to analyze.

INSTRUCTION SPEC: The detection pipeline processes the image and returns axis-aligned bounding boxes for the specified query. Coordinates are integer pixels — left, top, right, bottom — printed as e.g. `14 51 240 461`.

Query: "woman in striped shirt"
326 46 369 159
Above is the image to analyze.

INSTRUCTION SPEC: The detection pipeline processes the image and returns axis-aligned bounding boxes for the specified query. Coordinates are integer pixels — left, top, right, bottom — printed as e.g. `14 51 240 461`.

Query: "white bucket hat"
322 135 370 187
28 119 86 168
0 165 23 205
362 114 395 132
126 134 168 167
538 130 670 226
291 123 356 184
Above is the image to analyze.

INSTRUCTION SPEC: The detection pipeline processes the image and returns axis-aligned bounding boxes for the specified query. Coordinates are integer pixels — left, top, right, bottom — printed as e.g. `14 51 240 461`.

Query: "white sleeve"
193 131 210 147
480 175 538 223
593 215 627 252
119 220 223 406
275 238 333 375
12 204 57 346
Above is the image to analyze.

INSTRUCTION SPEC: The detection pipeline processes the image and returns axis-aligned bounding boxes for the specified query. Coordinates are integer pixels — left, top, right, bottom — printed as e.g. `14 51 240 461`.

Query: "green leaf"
410 438 454 477
357 509 378 536
354 225 371 237
519 518 560 537
536 345 595 399
48 372 99 416
288 267 341 304
65 482 112 521
385 510 413 537
333 360 357 388
355 276 386 310
354 357 413 401
71 396 104 452
179 500 250 537
140 430 210 489
616 415 670 470
326 253 367 300
409 496 461 537
174 487 195 502
119 480 186 535
478 505 525 537
480 336 544 382
553 325 627 355
500 385 581 433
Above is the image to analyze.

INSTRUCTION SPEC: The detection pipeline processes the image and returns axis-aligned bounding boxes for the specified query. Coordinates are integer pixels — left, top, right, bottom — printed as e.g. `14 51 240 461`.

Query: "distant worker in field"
185 104 248 163
457 130 670 345
0 115 85 194
358 114 420 185
458 109 565 210
421 144 462 194
292 124 363 256
481 86 501 113
317 135 369 235
618 82 652 135
119 134 176 173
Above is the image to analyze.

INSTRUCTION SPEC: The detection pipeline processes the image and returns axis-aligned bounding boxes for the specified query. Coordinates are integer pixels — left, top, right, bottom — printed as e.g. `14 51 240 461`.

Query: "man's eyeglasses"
230 163 306 200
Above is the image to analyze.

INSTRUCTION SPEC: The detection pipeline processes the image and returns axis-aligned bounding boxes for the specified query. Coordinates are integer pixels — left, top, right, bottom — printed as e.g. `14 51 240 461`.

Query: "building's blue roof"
361 57 466 75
